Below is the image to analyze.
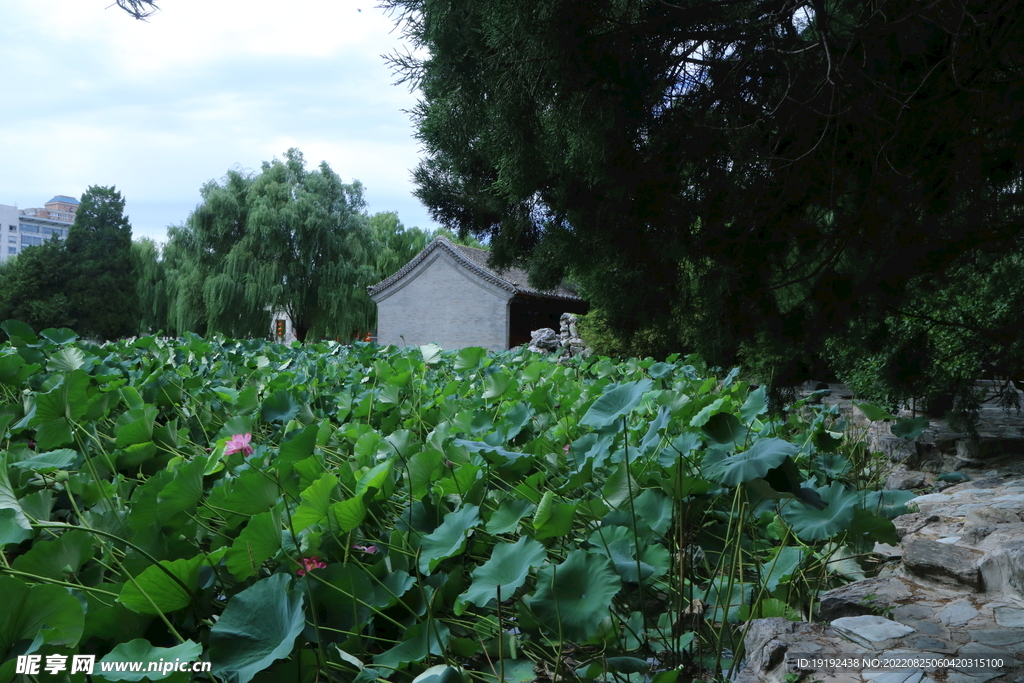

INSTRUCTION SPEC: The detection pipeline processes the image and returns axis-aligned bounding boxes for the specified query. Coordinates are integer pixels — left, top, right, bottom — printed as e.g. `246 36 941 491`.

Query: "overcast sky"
0 1 437 244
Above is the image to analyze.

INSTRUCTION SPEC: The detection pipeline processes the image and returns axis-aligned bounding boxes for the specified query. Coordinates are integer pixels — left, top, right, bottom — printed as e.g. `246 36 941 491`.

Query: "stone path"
735 385 1024 683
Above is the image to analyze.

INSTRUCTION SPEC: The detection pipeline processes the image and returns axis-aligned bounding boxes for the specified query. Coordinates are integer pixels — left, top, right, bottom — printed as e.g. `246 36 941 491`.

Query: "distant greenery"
0 326 916 682
0 186 136 341
138 149 476 342
0 151 452 343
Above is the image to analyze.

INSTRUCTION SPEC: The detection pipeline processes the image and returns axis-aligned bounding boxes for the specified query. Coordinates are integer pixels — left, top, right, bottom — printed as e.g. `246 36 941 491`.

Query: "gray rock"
818 576 913 621
895 604 934 621
903 538 984 589
894 513 941 540
863 671 933 683
908 636 950 651
979 540 1024 594
831 615 916 646
995 607 1024 627
888 468 929 490
527 328 560 352
968 628 1024 650
939 601 980 626
900 617 944 636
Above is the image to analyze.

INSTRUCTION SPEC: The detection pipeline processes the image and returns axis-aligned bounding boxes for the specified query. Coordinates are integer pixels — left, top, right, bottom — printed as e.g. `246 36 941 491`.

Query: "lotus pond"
0 321 917 683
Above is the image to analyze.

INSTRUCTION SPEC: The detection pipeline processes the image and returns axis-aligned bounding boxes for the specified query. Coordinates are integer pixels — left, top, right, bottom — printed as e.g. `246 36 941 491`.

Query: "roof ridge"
367 234 581 301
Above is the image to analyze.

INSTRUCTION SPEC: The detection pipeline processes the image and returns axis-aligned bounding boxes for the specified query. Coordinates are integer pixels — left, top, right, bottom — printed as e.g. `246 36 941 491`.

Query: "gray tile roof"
367 236 582 301
47 196 79 205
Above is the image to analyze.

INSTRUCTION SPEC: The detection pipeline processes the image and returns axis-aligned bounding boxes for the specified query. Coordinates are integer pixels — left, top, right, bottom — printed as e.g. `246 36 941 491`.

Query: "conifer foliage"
65 186 139 340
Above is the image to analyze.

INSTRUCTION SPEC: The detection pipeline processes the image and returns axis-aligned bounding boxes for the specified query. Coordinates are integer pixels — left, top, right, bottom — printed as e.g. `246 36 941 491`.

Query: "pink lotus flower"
224 433 253 457
296 556 327 575
353 544 378 555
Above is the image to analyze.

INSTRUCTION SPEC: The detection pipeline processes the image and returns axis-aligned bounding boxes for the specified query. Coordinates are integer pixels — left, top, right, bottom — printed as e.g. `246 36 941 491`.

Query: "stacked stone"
558 313 589 358
526 313 591 357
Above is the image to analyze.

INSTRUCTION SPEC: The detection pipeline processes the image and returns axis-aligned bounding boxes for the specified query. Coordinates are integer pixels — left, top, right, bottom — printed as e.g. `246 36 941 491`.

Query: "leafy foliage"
383 0 1024 411
0 325 906 682
163 149 375 341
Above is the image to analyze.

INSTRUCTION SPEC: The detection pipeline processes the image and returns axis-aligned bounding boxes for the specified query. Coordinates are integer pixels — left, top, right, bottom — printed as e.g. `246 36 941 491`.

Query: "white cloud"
0 0 437 244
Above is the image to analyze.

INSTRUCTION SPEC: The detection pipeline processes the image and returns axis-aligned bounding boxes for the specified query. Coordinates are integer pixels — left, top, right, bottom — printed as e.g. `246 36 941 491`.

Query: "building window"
21 234 43 246
7 225 14 231
7 236 15 243
8 247 16 254
20 223 38 233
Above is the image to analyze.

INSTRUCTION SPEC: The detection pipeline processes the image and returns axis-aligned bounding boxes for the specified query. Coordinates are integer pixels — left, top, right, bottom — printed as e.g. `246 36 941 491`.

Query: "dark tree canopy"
66 186 139 340
0 238 75 333
385 0 1024 409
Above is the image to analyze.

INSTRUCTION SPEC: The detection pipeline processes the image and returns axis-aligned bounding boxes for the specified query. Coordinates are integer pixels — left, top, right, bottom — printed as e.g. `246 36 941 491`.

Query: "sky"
0 1 438 244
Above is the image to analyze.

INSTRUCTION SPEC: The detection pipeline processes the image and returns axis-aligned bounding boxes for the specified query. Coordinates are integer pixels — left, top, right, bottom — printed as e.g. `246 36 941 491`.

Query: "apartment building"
0 195 78 262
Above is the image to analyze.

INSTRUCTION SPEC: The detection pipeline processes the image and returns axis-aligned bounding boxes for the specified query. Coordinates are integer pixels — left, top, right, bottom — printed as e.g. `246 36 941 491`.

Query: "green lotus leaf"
759 545 805 592
0 575 84 664
704 577 752 623
702 411 745 447
225 509 283 580
292 473 338 532
46 346 86 372
892 416 930 439
0 457 32 546
485 498 534 534
8 447 77 472
854 402 895 422
418 504 481 574
454 347 487 370
525 550 621 643
115 406 157 448
210 574 305 683
13 528 95 580
580 379 653 429
39 327 78 345
459 537 547 610
118 556 202 615
372 621 450 670
96 638 202 682
858 488 919 519
702 438 799 485
780 481 860 541
740 385 768 424
261 389 300 423
587 526 669 583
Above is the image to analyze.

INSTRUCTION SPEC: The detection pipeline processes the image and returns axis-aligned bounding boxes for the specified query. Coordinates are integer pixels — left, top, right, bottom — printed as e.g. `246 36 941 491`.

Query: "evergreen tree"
383 0 1024 407
66 186 139 340
0 238 75 332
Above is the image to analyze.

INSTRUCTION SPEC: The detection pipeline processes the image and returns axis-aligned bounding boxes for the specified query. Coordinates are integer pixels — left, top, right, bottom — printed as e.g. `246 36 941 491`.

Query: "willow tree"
369 212 432 283
132 238 169 334
168 149 377 341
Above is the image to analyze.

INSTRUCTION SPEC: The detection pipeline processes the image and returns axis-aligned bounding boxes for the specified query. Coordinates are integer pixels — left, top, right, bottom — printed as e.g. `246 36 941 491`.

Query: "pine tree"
66 186 139 340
